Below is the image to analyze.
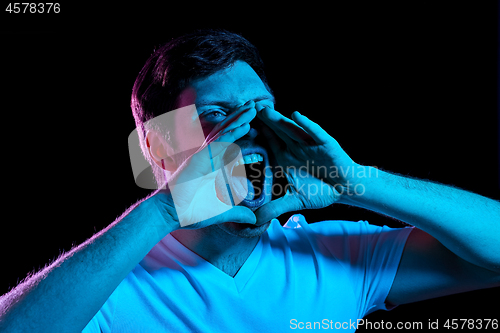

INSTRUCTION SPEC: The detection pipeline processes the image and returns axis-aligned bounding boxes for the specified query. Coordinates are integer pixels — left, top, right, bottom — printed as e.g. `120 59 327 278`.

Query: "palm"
254 106 357 224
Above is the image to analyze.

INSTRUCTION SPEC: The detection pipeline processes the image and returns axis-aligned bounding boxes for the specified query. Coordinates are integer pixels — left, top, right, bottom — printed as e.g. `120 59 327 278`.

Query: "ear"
145 130 177 171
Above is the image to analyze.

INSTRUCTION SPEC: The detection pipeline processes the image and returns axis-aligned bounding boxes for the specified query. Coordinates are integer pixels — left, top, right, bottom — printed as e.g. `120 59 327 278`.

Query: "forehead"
188 60 272 108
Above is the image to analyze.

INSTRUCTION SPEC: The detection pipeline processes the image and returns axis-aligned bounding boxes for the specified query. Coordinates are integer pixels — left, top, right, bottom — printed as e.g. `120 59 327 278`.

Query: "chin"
216 220 271 238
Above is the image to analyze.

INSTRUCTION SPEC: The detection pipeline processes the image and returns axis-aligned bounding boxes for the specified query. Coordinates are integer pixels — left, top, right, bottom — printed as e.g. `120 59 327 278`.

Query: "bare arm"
341 168 500 273
340 168 500 305
0 194 175 333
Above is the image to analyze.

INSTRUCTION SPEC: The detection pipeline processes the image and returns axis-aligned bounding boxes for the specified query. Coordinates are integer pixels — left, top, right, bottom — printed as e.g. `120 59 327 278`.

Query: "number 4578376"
5 3 60 14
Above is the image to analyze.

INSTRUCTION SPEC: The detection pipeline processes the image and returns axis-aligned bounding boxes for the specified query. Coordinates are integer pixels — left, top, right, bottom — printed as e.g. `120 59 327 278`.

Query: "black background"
1 1 499 330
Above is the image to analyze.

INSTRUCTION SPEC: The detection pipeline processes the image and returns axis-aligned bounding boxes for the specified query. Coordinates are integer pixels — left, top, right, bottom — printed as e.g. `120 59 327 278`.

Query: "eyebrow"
196 94 276 108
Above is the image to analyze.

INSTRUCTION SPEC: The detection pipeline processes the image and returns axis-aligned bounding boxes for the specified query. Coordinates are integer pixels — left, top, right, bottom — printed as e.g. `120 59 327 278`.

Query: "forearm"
340 166 500 272
0 195 175 333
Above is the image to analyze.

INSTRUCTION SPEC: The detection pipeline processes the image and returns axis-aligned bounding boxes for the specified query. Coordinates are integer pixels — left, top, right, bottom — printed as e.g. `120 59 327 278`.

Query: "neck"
170 224 261 277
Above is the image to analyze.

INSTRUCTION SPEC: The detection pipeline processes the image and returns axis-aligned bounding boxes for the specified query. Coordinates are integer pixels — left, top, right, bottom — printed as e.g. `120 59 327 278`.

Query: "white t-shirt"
82 214 413 332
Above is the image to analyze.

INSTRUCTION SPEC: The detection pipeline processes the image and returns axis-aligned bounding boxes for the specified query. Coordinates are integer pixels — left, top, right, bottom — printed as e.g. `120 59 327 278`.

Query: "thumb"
254 193 302 225
206 206 256 226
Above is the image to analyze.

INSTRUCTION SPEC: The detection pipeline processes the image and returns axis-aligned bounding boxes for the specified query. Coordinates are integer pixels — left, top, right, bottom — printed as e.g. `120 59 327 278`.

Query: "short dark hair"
131 29 273 135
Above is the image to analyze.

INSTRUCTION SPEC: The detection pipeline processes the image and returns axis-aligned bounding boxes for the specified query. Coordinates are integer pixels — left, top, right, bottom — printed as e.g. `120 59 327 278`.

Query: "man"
0 29 499 332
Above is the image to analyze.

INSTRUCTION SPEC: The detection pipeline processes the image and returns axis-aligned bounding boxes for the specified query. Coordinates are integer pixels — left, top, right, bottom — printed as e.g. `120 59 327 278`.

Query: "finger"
254 193 302 225
202 206 256 226
214 121 251 144
258 106 312 143
199 102 256 158
207 101 257 143
256 105 290 141
257 106 295 139
291 111 333 145
218 101 256 137
259 121 283 153
201 121 251 168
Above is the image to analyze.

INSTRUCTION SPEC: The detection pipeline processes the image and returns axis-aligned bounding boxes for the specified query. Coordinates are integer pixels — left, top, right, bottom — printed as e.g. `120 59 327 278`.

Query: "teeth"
234 153 263 166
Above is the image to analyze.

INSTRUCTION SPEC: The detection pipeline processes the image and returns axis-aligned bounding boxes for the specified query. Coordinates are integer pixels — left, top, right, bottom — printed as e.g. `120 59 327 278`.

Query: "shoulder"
266 214 414 262
271 214 412 241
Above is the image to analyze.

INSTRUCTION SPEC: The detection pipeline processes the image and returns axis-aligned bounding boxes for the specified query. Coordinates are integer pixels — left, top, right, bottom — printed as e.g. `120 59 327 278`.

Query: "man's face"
175 61 276 238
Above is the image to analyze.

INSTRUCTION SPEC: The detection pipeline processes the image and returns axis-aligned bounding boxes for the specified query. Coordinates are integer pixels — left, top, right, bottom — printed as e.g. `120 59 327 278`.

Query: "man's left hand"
254 104 360 224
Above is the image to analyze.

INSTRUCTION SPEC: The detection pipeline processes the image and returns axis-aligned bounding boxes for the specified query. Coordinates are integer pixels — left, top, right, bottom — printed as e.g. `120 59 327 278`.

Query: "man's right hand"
149 101 259 231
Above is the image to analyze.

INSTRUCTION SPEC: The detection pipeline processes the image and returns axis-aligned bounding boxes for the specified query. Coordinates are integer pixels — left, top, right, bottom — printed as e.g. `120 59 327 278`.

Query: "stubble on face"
216 221 271 238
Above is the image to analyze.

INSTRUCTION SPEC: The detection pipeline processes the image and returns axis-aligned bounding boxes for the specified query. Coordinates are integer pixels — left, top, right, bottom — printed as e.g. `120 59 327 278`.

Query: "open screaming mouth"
223 147 273 209
231 153 264 200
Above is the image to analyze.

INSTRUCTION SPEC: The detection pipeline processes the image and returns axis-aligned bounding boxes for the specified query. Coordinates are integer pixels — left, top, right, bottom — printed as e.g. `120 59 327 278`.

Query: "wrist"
139 192 181 235
335 164 381 205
